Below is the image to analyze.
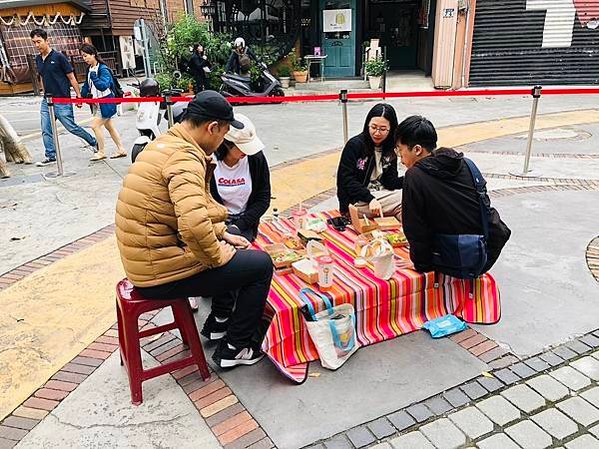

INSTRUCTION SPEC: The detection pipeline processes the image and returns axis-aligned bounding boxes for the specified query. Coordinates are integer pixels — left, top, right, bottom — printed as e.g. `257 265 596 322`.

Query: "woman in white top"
190 113 271 318
79 44 127 161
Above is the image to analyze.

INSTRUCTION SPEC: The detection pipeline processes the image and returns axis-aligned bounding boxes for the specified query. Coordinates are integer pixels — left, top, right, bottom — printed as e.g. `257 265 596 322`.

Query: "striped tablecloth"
254 212 501 383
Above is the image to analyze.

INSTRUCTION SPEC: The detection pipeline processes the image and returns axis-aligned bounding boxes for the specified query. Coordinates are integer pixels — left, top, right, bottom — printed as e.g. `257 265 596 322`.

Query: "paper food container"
348 204 378 233
292 258 318 284
264 243 305 269
374 216 401 231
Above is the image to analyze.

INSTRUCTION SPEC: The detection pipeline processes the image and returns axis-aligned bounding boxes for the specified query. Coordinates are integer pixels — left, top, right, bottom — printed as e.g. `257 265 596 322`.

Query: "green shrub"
278 66 291 77
365 57 387 77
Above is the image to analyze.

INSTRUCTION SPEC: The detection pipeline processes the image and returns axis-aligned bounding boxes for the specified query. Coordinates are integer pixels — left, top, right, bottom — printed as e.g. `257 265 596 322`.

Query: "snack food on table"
305 217 327 233
264 243 305 269
283 236 304 250
387 232 408 247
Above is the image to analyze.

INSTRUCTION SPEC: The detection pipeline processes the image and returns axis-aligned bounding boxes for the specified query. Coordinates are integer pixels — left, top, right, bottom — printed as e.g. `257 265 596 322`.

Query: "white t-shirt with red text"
214 157 252 215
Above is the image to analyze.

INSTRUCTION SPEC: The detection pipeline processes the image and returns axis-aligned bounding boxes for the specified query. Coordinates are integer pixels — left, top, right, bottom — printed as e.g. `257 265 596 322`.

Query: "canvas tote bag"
299 287 359 370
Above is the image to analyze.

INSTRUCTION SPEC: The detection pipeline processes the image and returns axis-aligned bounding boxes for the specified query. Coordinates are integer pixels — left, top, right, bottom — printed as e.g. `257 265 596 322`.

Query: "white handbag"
300 288 359 370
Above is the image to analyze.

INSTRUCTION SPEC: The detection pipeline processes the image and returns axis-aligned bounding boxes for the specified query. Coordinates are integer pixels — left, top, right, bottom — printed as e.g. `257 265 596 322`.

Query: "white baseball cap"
224 113 264 156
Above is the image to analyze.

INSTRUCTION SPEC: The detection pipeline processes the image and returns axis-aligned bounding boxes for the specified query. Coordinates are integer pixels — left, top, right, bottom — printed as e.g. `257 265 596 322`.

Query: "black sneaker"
212 340 264 368
36 158 56 167
200 314 229 341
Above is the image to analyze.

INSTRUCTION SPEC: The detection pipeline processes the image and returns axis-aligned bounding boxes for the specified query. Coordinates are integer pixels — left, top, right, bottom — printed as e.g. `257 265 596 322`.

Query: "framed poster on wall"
323 9 352 32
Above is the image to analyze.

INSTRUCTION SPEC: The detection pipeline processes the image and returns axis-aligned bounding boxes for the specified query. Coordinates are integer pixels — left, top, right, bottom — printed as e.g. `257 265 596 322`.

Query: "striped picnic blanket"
254 212 501 383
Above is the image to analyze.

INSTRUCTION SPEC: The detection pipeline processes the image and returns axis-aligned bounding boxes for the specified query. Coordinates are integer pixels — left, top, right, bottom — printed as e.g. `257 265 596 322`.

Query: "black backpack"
239 51 251 72
431 158 490 279
110 69 124 98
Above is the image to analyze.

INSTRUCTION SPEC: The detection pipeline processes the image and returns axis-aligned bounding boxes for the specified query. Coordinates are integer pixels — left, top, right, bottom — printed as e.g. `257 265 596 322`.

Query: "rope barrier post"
382 46 387 99
340 89 349 144
166 95 174 128
44 95 64 178
510 85 542 178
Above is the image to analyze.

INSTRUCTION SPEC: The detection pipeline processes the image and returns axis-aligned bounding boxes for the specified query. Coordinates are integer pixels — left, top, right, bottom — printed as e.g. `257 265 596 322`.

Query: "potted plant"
365 57 386 90
278 66 291 88
289 52 308 83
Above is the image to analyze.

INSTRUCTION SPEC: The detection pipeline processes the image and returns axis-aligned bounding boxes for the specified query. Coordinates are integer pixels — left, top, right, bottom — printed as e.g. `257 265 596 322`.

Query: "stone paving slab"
213 330 485 449
13 352 221 449
473 190 599 358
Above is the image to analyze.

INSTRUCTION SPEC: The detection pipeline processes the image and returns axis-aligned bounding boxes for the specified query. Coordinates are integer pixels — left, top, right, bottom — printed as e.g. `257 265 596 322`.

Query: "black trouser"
138 249 273 349
194 75 210 93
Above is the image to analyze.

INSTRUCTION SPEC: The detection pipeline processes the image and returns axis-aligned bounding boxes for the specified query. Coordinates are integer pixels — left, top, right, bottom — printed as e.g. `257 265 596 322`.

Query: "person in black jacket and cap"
395 115 511 274
336 103 403 219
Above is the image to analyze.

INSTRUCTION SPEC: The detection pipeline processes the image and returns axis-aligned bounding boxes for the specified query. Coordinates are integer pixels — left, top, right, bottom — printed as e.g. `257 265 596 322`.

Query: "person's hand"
223 232 251 249
369 198 383 217
203 55 207 60
219 241 236 265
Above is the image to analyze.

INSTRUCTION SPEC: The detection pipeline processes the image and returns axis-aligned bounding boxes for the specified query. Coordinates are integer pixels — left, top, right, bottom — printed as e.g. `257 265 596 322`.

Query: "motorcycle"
219 61 284 100
131 73 188 163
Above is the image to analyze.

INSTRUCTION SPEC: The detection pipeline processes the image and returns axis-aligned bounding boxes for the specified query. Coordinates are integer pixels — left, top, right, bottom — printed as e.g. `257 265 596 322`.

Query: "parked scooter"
131 74 188 163
220 61 284 100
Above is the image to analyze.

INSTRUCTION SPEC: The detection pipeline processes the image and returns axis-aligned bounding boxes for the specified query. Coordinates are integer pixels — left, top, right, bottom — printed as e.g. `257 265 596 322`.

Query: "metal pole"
382 46 387 99
166 95 174 128
340 89 349 144
523 85 542 174
47 95 64 177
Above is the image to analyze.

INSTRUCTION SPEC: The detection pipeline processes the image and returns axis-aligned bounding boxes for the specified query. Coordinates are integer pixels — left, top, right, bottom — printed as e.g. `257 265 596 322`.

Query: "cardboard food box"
292 258 318 284
374 216 401 231
348 204 378 233
264 243 305 269
297 229 324 246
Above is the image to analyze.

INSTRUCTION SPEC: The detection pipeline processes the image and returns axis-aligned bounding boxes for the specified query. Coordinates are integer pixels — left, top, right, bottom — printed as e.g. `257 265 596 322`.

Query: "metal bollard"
47 95 65 177
523 85 542 174
511 85 542 177
340 89 349 144
166 95 174 129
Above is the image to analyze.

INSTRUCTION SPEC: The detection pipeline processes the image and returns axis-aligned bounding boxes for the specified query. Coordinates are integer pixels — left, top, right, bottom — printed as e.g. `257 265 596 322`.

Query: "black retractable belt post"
165 95 174 128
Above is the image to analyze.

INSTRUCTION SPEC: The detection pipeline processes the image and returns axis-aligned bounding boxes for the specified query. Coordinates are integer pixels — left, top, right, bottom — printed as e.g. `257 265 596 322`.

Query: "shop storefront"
468 0 599 86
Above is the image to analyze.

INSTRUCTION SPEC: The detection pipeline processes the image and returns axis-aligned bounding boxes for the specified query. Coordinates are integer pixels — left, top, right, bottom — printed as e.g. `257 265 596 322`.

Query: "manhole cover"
516 128 592 141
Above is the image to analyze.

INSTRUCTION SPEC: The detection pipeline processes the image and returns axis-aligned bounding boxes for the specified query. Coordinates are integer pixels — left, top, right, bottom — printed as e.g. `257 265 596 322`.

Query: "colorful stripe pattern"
255 213 501 383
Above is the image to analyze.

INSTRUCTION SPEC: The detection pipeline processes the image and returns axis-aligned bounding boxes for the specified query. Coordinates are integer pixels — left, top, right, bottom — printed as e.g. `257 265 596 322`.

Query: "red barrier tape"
51 87 599 105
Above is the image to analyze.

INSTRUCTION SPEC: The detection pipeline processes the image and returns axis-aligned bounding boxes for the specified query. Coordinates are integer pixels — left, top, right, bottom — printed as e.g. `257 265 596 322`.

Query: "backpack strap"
464 158 489 239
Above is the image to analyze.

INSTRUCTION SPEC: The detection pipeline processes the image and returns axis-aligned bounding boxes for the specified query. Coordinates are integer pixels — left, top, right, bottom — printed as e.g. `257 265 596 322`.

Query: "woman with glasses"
336 103 403 220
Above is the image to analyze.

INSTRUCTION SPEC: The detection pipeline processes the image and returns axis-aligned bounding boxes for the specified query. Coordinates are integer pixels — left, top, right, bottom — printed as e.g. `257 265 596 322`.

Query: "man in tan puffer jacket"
115 91 273 369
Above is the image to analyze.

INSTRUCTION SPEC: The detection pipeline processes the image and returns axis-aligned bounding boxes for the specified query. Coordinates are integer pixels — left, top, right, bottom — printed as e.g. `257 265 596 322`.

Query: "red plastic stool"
116 278 210 405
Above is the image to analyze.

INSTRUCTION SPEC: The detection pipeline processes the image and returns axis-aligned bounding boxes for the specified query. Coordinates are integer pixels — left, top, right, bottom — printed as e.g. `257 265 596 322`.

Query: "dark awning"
0 1 91 12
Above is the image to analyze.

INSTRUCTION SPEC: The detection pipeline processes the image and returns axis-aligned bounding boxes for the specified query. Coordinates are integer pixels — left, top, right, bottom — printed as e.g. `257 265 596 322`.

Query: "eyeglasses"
369 125 390 134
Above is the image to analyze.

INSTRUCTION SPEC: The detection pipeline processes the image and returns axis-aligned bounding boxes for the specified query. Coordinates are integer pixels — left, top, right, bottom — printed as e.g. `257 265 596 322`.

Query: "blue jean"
40 99 97 160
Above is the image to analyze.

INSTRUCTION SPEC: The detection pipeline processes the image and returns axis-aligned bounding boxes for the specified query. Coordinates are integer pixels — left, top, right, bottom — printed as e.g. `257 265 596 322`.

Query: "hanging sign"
323 9 352 32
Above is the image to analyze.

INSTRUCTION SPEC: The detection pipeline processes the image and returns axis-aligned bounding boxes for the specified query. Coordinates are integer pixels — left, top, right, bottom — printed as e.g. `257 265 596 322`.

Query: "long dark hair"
214 139 234 161
361 103 398 156
80 43 105 65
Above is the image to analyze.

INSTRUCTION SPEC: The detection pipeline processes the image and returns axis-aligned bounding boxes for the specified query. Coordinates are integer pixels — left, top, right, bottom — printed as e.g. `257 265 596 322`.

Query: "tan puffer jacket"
115 124 228 287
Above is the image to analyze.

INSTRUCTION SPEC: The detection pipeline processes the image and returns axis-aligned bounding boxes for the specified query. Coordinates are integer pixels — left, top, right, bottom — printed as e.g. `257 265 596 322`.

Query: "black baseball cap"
185 91 244 129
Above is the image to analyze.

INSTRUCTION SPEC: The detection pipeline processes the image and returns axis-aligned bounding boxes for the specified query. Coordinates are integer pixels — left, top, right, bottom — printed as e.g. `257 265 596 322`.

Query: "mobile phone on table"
327 216 349 231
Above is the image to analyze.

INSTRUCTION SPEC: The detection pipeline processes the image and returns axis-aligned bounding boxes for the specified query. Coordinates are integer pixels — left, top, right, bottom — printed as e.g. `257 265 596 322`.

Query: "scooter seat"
225 73 251 83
